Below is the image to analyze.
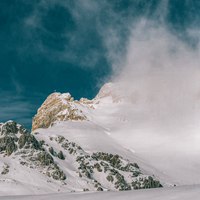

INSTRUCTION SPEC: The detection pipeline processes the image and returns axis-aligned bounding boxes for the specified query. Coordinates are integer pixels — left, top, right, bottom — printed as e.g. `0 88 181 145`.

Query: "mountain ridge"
1 82 200 196
0 120 162 195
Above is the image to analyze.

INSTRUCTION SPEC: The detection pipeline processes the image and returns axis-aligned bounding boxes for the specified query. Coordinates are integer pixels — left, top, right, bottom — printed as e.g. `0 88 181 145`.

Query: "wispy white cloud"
110 16 200 140
22 0 130 69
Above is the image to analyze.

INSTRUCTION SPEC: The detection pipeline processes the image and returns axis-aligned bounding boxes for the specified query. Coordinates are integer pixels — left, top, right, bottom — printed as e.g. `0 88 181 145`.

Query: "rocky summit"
32 92 89 131
32 82 122 131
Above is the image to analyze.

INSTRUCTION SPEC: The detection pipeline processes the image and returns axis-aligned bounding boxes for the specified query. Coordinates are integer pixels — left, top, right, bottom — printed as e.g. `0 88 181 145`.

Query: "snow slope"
34 121 164 188
31 82 200 186
0 121 163 196
91 83 200 185
1 185 200 200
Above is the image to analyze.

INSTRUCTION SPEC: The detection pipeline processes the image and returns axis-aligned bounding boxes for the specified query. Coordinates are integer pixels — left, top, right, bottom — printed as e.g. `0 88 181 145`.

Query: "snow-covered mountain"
0 107 162 195
1 82 200 197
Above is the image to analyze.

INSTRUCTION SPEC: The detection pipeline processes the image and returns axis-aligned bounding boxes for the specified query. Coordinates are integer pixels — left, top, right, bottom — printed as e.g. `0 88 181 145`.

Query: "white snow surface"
1 185 200 200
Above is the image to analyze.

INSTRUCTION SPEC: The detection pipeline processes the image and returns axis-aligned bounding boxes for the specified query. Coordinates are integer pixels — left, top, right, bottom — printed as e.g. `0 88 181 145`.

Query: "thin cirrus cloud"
0 92 34 128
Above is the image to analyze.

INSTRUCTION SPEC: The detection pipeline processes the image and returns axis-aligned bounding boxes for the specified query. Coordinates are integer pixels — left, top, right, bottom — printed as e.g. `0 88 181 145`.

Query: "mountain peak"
95 82 124 103
32 92 88 131
32 82 124 131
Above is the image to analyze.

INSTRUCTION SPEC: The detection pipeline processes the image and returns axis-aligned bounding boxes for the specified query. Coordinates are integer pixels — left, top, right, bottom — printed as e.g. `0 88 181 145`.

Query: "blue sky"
0 0 199 128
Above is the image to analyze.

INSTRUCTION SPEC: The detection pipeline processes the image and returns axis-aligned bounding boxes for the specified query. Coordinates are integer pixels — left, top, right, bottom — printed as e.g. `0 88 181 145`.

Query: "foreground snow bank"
1 185 200 200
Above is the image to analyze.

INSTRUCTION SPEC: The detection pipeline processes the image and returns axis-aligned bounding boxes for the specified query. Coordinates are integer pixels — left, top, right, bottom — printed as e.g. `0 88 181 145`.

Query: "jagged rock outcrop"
32 92 88 131
0 121 66 181
0 121 28 155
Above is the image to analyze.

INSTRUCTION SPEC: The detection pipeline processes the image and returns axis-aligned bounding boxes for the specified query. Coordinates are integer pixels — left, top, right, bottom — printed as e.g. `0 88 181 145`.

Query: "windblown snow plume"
112 19 200 136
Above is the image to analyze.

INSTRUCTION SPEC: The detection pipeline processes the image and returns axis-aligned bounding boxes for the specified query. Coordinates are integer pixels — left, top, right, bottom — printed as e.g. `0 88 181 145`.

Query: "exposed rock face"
32 92 88 131
0 120 28 135
0 121 66 181
0 121 28 155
